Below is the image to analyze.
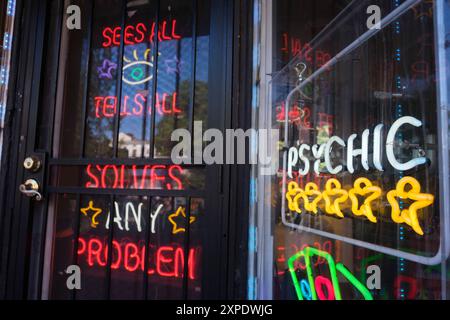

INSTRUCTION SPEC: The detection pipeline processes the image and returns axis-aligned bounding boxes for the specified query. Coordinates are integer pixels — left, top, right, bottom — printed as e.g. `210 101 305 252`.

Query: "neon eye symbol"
122 49 156 86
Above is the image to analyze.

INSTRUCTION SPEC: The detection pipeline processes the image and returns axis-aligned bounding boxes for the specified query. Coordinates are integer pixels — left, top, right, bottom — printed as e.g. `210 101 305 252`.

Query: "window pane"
187 198 204 299
117 2 157 159
84 0 124 158
109 196 149 300
54 0 91 158
48 194 78 299
268 0 444 300
147 197 188 299
154 0 195 158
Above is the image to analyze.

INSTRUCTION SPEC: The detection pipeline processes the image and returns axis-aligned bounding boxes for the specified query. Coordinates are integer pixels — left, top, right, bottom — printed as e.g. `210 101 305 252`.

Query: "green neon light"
131 67 144 81
288 250 306 300
359 253 383 282
306 247 342 300
303 247 318 300
288 246 373 301
336 263 373 300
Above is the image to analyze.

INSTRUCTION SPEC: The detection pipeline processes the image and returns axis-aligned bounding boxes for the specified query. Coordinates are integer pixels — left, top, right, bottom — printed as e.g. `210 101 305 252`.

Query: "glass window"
44 0 211 300
252 0 450 300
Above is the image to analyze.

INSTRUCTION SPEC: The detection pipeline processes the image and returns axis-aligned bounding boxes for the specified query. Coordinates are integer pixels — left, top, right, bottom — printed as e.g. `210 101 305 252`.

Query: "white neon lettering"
288 147 299 178
347 129 369 174
106 201 146 232
125 202 143 232
324 137 345 174
286 116 427 175
312 144 326 175
386 116 427 171
373 124 384 171
298 144 311 176
150 204 163 234
105 202 124 231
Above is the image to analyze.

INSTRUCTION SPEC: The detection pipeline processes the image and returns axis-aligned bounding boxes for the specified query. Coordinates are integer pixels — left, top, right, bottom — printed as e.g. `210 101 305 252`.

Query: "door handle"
19 179 43 201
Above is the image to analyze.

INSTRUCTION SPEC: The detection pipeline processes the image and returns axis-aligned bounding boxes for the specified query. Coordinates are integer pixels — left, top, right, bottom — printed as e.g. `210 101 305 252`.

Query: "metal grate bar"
149 0 161 159
112 0 128 158
80 0 95 157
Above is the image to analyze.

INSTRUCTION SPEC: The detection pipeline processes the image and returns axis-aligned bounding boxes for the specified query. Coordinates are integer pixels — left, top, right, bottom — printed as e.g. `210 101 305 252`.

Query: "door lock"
19 179 43 201
23 156 41 172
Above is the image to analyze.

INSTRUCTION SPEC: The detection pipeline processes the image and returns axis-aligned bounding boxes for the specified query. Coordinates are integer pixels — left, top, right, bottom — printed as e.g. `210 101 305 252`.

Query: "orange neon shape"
301 182 323 214
322 179 348 218
80 201 103 228
286 181 304 213
168 207 196 234
348 178 382 223
387 176 434 236
290 182 323 215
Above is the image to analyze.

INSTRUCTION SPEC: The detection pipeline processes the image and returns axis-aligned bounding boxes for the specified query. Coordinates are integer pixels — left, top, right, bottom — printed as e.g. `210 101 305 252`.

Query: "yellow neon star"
80 201 103 228
387 176 434 236
298 182 322 214
286 181 304 214
322 179 348 218
168 207 196 234
349 178 382 223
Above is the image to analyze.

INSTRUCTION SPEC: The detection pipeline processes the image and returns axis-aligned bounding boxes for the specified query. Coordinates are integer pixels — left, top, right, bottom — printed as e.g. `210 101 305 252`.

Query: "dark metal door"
0 0 241 300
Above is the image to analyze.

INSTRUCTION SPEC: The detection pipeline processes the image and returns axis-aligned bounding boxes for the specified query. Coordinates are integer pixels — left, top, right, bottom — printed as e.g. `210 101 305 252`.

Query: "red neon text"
276 102 311 128
281 33 331 68
94 92 181 118
276 240 335 275
85 164 184 190
102 20 182 48
77 237 197 279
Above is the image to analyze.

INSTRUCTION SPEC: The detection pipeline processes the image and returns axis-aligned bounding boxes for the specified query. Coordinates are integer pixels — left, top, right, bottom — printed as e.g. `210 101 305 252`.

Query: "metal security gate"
0 0 251 300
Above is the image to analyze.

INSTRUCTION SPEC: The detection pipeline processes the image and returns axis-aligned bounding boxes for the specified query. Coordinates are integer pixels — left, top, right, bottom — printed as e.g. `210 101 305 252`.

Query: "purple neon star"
164 56 183 75
97 59 118 80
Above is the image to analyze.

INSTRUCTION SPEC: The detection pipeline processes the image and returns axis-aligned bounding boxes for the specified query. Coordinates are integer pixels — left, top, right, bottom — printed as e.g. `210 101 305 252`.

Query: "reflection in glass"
270 0 442 300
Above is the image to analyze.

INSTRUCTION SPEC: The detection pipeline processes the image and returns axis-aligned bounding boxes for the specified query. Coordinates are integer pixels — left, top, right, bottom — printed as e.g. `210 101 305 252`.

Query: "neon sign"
280 33 331 68
93 92 181 118
387 177 434 236
275 103 311 128
287 116 428 177
77 237 197 279
85 164 184 190
288 246 373 300
122 49 154 85
276 240 337 275
81 201 149 232
348 178 381 223
80 201 198 238
164 55 183 75
285 176 434 235
102 20 181 48
322 179 348 218
97 59 118 80
80 201 103 228
105 201 144 233
168 207 196 234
